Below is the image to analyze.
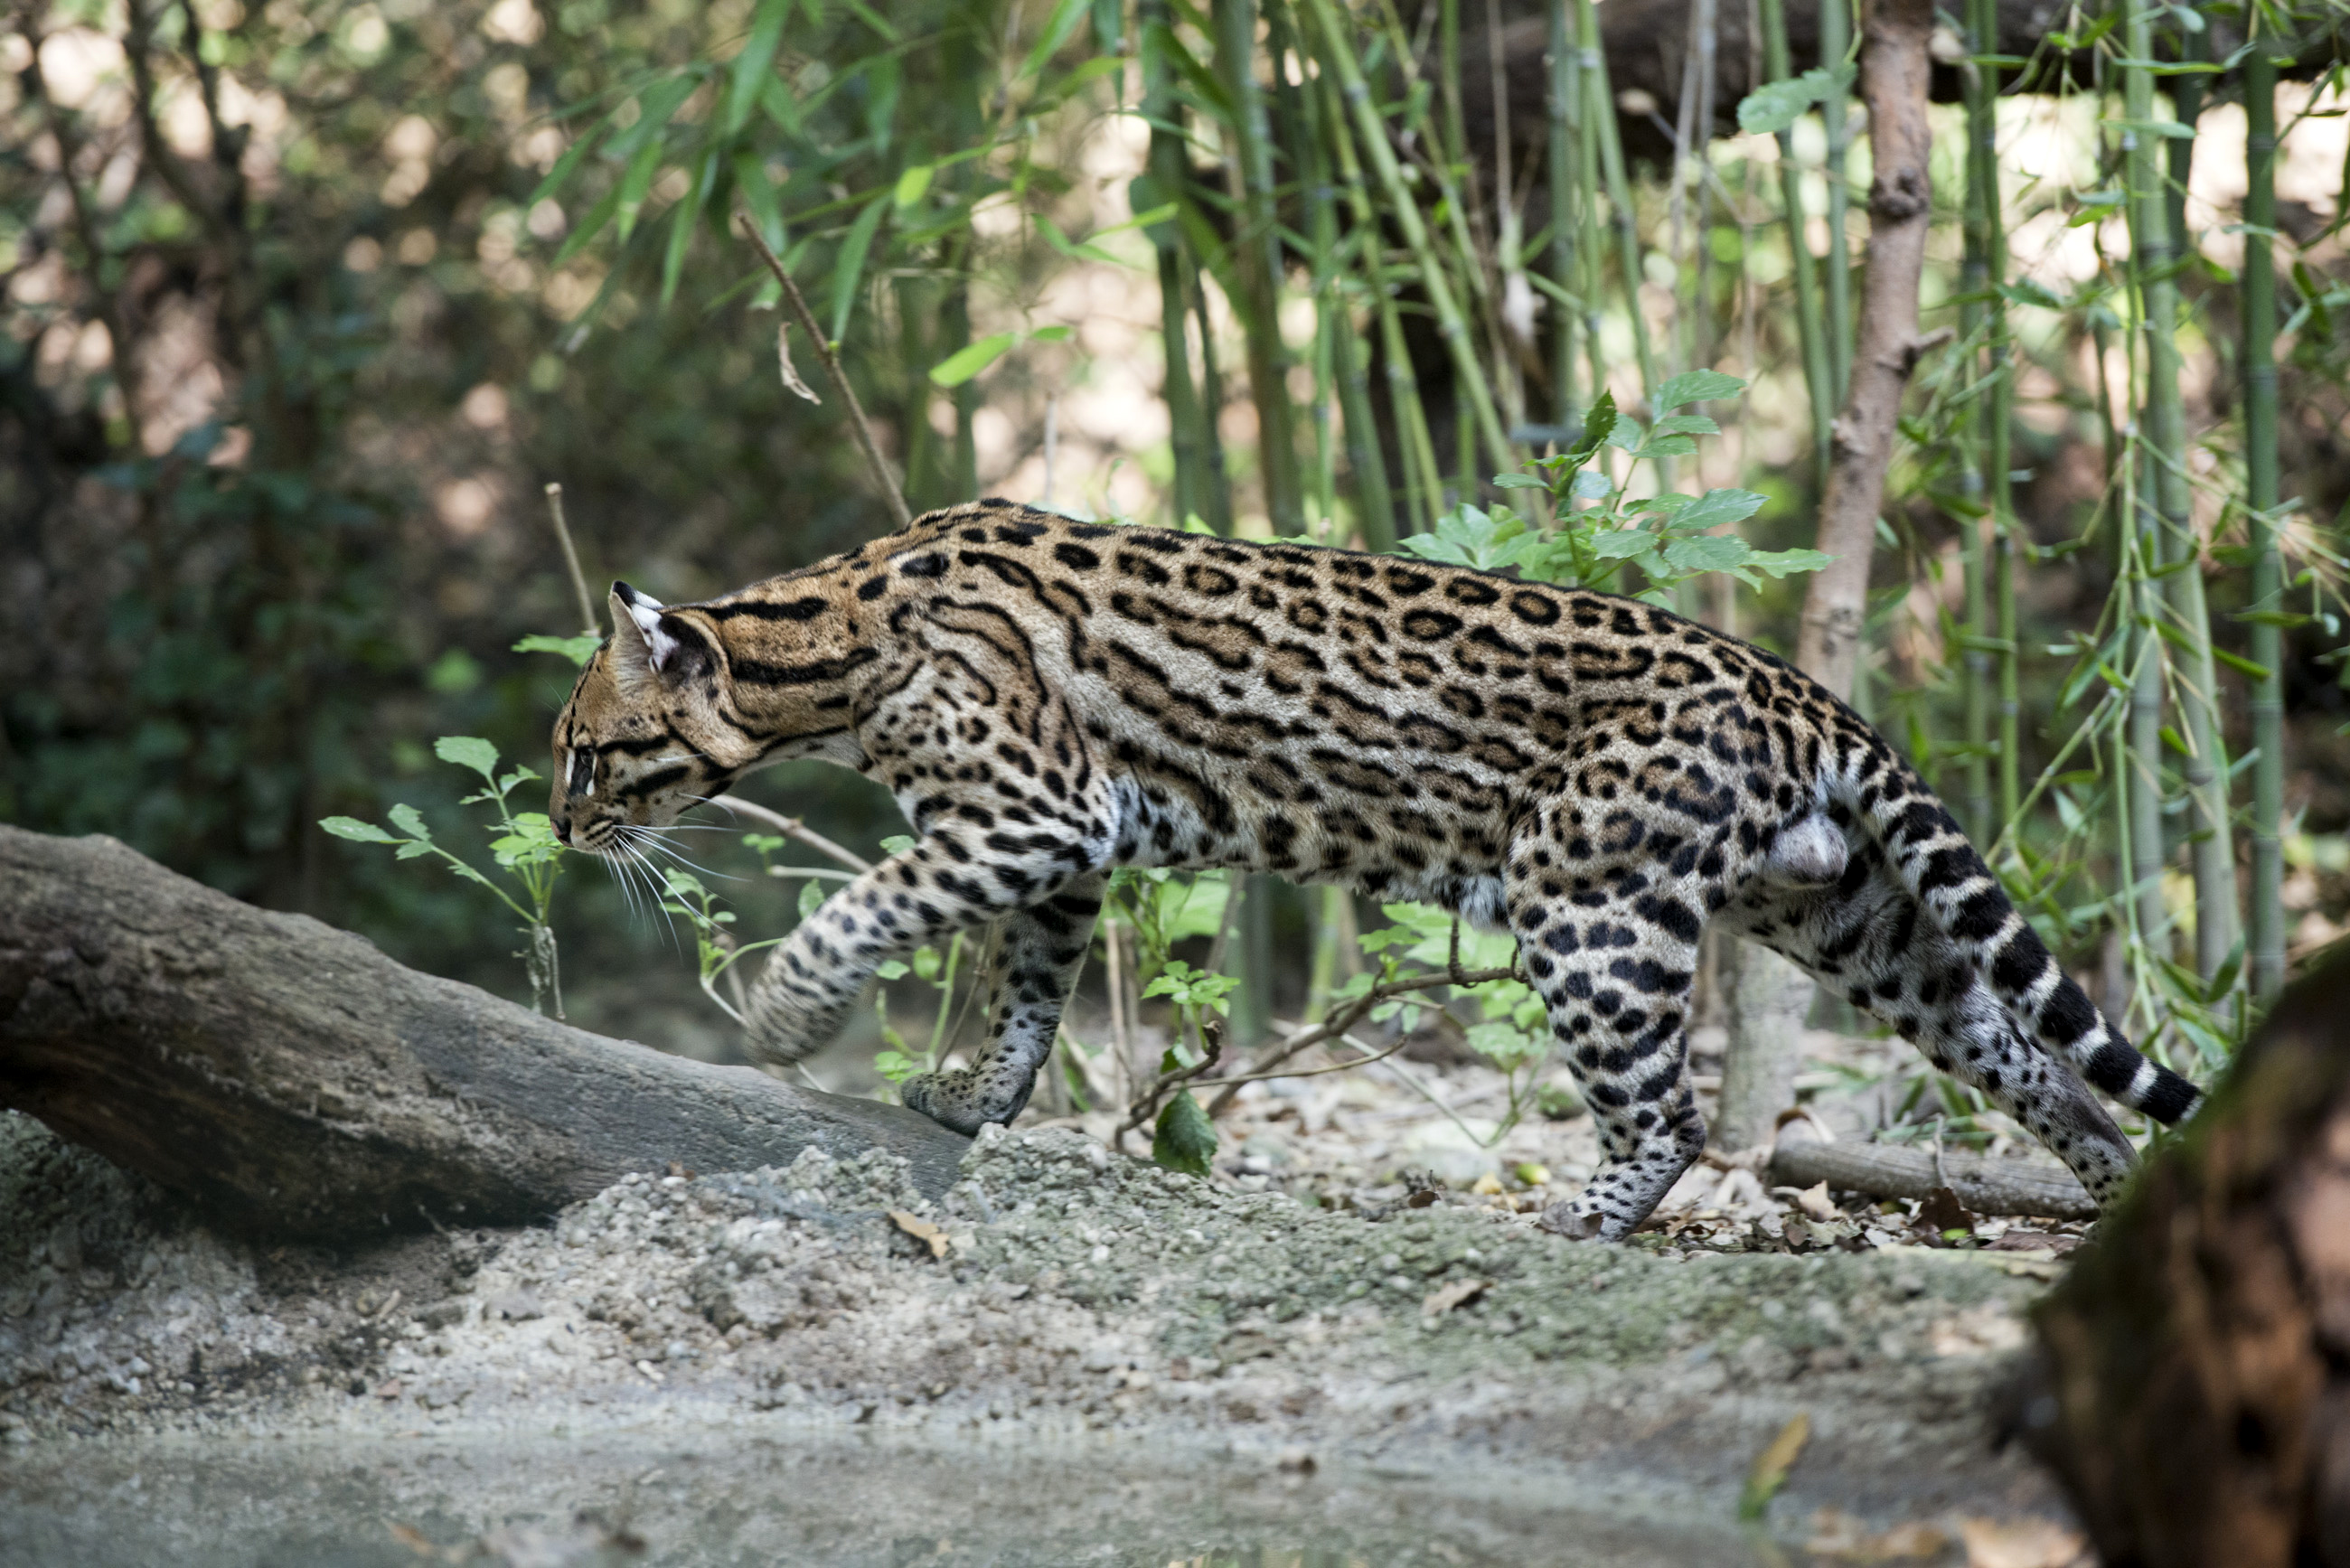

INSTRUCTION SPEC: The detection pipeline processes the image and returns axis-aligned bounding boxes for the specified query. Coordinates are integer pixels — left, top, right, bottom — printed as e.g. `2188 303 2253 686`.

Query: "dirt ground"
0 1038 2106 1568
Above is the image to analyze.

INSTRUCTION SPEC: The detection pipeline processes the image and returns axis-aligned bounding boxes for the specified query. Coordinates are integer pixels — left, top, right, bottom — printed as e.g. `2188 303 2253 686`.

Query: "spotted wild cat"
548 500 2200 1241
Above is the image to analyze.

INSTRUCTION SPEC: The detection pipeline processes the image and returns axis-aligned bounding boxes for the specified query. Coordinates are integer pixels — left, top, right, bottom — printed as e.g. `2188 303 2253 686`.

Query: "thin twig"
542 483 599 638
698 795 873 874
1197 962 1518 1119
733 213 913 529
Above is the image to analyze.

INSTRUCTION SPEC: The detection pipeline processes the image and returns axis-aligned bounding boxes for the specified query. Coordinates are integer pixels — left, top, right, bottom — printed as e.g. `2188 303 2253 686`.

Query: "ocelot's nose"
552 813 573 847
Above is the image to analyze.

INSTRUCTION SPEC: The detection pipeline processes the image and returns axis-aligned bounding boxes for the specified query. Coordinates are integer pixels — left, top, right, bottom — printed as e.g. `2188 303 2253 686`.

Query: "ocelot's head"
547 582 753 854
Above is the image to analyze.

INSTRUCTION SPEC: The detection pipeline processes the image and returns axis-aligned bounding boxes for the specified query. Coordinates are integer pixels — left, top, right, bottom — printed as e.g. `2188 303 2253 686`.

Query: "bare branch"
697 795 874 875
733 214 914 530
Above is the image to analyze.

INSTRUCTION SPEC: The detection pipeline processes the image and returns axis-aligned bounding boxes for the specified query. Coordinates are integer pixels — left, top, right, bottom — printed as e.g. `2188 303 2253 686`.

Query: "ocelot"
548 500 2200 1240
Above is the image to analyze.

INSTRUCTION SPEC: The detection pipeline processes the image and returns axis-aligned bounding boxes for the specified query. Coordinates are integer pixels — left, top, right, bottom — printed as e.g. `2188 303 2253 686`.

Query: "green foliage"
1152 1091 1218 1178
1142 959 1241 1018
320 737 568 1016
1399 383 1829 606
1735 64 1856 136
513 634 606 667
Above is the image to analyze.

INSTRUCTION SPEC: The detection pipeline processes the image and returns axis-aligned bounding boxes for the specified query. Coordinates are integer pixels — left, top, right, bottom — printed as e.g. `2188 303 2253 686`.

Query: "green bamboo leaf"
893 163 935 209
320 816 398 844
1653 369 1746 408
827 195 889 345
1151 1091 1217 1178
613 137 663 244
2213 648 2272 680
723 0 793 135
1020 0 1090 82
606 74 697 161
928 331 1018 387
657 155 705 307
513 634 604 666
1036 213 1126 265
434 736 503 780
527 115 608 208
553 179 624 268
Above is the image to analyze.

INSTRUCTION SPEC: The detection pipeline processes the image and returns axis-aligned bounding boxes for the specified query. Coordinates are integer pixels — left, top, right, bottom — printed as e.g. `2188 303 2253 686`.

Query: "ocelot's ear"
608 581 710 684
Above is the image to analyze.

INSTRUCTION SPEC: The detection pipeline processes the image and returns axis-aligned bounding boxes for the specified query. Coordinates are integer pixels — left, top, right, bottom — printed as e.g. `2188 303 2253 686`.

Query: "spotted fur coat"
548 501 2200 1240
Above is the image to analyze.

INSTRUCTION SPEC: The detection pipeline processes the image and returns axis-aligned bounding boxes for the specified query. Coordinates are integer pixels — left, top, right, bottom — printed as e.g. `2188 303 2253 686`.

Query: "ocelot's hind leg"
898 872 1104 1135
1508 847 1711 1241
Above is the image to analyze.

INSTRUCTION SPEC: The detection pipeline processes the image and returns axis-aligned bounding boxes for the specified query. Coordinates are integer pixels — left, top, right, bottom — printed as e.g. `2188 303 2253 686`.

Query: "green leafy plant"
321 737 569 1018
1397 376 1830 606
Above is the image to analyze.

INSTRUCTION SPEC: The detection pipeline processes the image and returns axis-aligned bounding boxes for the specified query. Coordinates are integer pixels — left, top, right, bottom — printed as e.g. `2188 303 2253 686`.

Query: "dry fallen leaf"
1796 1180 1841 1223
1420 1277 1492 1317
1958 1515 2091 1568
1470 1172 1505 1196
1739 1412 1810 1518
888 1209 951 1260
1806 1507 1950 1560
776 321 820 404
386 1521 437 1558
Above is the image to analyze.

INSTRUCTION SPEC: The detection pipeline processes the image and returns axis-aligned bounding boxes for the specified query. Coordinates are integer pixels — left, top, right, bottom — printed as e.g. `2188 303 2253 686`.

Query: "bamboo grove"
526 0 2350 1114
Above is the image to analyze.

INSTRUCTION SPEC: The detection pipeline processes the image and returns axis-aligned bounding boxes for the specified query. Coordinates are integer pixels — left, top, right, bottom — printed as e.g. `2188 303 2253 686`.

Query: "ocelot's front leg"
740 836 1106 1081
898 873 1104 1133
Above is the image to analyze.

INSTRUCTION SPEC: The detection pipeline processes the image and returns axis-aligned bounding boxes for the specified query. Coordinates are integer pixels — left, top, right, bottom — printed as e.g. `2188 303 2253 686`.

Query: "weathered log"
2025 949 2350 1567
1767 1119 2095 1219
0 826 969 1242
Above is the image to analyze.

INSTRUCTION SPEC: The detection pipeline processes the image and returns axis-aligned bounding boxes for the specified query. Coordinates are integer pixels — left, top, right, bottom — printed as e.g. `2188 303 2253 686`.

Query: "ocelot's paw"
898 1070 1010 1137
1535 1202 1612 1242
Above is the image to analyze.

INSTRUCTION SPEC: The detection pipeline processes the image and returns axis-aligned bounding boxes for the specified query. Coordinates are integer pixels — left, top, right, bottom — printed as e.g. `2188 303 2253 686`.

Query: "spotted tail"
1844 759 2204 1125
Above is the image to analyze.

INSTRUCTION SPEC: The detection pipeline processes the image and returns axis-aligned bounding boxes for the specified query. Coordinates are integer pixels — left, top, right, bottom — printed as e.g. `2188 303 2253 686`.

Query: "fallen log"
0 826 969 1243
2024 949 2350 1567
1767 1120 2096 1220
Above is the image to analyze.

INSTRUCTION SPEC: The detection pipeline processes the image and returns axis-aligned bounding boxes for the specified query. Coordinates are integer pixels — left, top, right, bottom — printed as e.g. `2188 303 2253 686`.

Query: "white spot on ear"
625 597 685 672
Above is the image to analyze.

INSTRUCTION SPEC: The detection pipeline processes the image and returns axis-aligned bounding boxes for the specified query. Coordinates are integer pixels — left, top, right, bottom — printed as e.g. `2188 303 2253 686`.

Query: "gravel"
0 1101 2082 1539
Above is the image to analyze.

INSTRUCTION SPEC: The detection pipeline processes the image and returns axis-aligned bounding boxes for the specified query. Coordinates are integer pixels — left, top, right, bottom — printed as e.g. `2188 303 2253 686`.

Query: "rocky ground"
0 1074 2101 1566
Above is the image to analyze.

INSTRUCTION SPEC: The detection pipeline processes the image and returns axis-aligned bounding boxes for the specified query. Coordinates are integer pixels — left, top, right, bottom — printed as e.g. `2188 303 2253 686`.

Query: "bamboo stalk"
2126 448 2172 952
1190 253 1239 535
1956 0 1994 840
2122 0 2236 979
1141 0 1211 531
1580 0 1660 410
1215 0 1309 537
1973 0 2019 827
1317 65 1443 534
1546 0 1580 426
1819 0 1855 399
1303 0 1516 478
1757 0 1836 497
2244 41 2286 998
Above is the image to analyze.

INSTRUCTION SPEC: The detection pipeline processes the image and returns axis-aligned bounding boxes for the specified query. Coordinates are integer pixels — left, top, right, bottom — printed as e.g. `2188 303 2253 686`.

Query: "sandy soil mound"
0 1107 2074 1539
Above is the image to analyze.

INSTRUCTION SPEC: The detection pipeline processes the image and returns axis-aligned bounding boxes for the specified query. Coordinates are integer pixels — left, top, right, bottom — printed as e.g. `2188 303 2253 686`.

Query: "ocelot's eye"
567 750 595 796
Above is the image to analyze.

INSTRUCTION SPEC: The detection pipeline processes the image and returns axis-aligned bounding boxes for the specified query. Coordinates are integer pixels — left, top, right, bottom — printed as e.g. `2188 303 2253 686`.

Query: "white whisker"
619 826 741 882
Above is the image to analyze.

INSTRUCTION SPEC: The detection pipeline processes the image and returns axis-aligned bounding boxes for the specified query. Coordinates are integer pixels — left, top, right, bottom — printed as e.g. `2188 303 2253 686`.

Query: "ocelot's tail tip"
2142 1063 2204 1126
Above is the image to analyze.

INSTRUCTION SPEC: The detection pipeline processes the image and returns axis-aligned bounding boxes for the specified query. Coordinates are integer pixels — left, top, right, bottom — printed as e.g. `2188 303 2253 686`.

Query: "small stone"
488 1290 544 1321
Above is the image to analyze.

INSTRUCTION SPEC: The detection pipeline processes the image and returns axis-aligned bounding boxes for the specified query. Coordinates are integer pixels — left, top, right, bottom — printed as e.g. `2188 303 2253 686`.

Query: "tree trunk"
2025 949 2350 1566
1717 0 1938 1153
1794 0 1937 695
0 827 970 1243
